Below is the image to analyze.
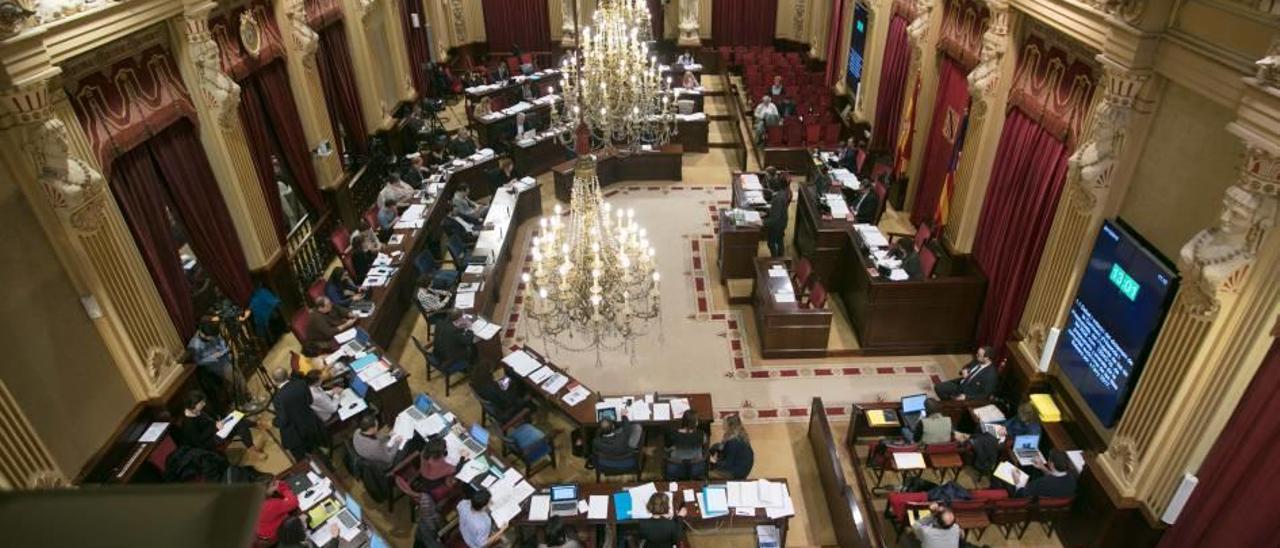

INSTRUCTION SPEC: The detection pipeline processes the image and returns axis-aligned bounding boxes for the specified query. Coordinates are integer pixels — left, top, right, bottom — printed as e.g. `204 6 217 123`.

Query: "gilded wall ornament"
239 10 263 58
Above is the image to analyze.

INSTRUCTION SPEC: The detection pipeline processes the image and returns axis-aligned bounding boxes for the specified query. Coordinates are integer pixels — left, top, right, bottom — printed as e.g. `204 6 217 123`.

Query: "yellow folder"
866 409 899 427
1030 393 1062 423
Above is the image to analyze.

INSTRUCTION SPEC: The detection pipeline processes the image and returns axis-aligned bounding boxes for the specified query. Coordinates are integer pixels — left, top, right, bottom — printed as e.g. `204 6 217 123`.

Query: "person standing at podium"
762 174 791 257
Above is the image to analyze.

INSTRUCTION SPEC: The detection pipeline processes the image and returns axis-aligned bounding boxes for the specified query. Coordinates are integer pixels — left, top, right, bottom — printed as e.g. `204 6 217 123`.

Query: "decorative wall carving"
679 0 700 45
936 0 988 70
286 0 320 63
906 0 935 66
964 0 1007 116
1108 434 1139 482
1080 0 1146 23
1180 178 1278 295
448 0 466 43
791 0 806 38
32 117 108 234
181 10 241 131
562 0 576 44
1007 34 1098 148
0 0 36 38
1256 36 1280 89
1065 61 1150 211
210 1 286 79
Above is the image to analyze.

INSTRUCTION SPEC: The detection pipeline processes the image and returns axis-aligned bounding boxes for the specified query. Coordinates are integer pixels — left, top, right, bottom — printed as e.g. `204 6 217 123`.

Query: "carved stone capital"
906 0 935 67
1105 434 1139 484
0 0 36 39
178 6 241 129
285 0 319 65
1063 60 1152 211
678 0 700 45
965 0 1010 117
1082 0 1147 24
791 0 806 39
1254 36 1280 92
448 0 466 44
1179 176 1278 299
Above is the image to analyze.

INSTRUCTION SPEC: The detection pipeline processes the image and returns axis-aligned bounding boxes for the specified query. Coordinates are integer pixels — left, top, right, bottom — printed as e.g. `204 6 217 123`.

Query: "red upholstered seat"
146 434 177 477
363 205 379 231
804 124 822 146
308 278 327 304
920 246 938 279
766 126 785 147
821 123 841 147
290 309 309 344
785 123 804 147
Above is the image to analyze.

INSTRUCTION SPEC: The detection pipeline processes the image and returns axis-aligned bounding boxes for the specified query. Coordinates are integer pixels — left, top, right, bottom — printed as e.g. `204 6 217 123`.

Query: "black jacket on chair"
272 378 328 457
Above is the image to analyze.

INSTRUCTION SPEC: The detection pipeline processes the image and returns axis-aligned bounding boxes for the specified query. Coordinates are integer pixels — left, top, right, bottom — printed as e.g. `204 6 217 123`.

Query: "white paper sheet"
587 495 609 520
562 385 592 407
502 350 543 377
139 422 169 443
527 495 551 521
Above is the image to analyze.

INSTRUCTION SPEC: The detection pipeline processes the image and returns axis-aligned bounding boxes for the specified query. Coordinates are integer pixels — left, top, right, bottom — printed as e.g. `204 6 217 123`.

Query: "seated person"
255 480 299 545
417 438 459 501
188 319 248 406
907 502 961 548
539 517 584 548
459 488 506 548
676 50 696 66
992 401 1042 440
469 360 532 425
636 492 687 546
889 238 922 280
352 414 404 471
402 153 428 189
350 233 379 284
520 83 536 101
511 111 538 140
664 410 707 478
452 184 488 223
709 414 754 479
324 267 363 308
405 477 446 548
461 70 484 89
851 184 880 224
303 296 356 355
306 369 341 423
424 141 450 167
376 198 399 231
378 173 416 207
933 346 998 401
681 70 699 90
593 415 643 458
836 137 861 172
449 129 478 158
753 95 780 141
435 309 476 365
769 75 785 97
920 399 952 443
491 62 511 83
1017 449 1078 499
472 96 494 119
176 390 264 460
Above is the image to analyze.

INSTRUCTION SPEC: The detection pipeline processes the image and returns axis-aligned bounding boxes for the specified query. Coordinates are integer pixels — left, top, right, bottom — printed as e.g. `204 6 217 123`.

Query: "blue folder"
350 354 379 373
613 491 633 521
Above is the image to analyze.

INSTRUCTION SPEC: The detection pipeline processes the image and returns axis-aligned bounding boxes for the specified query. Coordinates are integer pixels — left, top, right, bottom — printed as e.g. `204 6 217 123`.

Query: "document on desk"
627 399 653 421
764 484 795 519
357 360 389 383
562 384 592 407
503 350 543 377
669 398 690 418
470 317 501 340
825 193 850 218
893 452 927 470
768 266 789 278
629 483 658 519
139 422 169 443
541 373 569 394
335 328 360 345
1067 450 1086 474
456 457 489 483
703 485 730 517
588 495 610 520
298 479 333 511
740 174 762 190
527 366 554 383
994 461 1029 489
855 224 890 248
888 268 909 281
772 290 796 303
652 402 672 421
757 479 784 507
392 412 418 448
338 388 368 421
491 498 524 528
368 370 397 391
215 411 244 439
416 413 448 438
454 290 476 310
527 495 551 521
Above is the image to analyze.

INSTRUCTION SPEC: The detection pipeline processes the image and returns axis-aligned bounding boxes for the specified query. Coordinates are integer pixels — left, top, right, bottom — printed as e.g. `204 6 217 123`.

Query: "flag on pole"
894 75 921 179
936 103 970 228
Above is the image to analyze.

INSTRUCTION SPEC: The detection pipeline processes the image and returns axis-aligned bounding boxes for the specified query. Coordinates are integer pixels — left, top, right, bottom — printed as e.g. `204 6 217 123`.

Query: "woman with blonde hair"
709 414 754 479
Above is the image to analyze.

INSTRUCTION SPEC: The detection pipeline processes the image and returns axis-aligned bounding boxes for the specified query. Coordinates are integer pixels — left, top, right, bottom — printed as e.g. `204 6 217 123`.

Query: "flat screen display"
846 4 870 96
1056 219 1178 428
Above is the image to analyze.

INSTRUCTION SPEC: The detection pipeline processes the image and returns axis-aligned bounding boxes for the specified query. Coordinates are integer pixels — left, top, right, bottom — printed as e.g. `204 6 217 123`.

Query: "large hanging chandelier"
521 156 661 362
556 0 678 152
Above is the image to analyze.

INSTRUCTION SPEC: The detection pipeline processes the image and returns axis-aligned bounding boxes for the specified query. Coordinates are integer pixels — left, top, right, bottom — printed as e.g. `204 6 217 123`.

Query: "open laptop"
1013 434 1043 466
899 393 927 430
464 423 490 455
549 484 579 517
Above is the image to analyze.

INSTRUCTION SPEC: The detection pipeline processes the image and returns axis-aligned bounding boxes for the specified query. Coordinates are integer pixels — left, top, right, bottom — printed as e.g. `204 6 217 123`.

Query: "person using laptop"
592 414 642 461
898 394 927 443
538 516 583 548
933 346 999 401
417 438 458 502
352 414 403 471
989 401 1042 441
323 267 364 308
1018 449 1078 499
306 370 342 423
920 398 953 444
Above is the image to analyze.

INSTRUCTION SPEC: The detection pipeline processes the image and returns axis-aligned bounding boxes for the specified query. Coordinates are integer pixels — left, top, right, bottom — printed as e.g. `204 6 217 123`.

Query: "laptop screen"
550 485 577 501
1014 434 1039 450
900 394 927 415
469 424 490 445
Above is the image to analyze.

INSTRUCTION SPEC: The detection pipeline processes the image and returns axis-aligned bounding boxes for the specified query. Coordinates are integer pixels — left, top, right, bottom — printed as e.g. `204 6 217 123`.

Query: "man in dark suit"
851 185 880 224
402 154 427 189
491 62 510 83
761 166 785 191
448 129 478 158
762 174 791 257
889 238 922 280
934 346 998 401
433 309 475 365
510 112 539 141
1018 450 1078 499
271 368 329 460
836 138 859 172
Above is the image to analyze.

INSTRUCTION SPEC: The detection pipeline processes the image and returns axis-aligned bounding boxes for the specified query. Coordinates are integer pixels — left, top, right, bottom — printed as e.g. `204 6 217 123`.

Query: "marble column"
0 62 184 400
941 0 1013 251
171 0 281 268
278 0 344 188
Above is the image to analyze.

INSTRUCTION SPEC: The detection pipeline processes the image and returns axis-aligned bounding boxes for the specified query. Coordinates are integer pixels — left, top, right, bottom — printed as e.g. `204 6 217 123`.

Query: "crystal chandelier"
556 0 678 152
521 156 661 361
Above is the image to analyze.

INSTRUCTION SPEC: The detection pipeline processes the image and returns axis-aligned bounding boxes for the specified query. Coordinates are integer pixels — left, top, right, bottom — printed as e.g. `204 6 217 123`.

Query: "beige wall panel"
0 184 134 476
1118 82 1243 259
1173 1 1275 62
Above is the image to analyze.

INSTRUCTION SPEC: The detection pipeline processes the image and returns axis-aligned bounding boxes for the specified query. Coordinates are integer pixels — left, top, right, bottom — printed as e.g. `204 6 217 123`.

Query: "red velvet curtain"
824 0 849 87
255 61 325 211
970 110 1069 351
238 76 288 241
149 120 255 307
910 57 969 225
713 0 777 47
110 145 197 339
648 0 664 41
400 0 432 94
316 23 368 157
870 14 909 151
1158 334 1280 547
481 0 551 52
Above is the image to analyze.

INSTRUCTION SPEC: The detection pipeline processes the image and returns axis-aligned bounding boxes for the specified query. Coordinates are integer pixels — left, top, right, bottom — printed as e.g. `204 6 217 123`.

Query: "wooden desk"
464 70 562 102
277 458 392 545
674 117 709 153
837 229 986 355
511 130 571 176
718 211 763 285
458 181 543 320
752 257 832 358
762 146 813 173
551 145 685 202
472 97 557 147
809 398 886 548
514 478 791 545
849 399 993 441
792 184 858 292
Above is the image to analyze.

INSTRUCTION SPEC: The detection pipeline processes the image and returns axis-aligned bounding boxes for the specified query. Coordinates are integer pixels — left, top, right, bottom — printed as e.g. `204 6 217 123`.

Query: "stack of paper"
994 461 1029 488
454 290 476 310
768 265 789 278
587 495 610 519
627 400 652 421
830 168 860 190
743 190 767 205
541 373 570 394
855 224 890 248
527 495 551 521
215 411 245 439
669 398 690 418
628 483 658 519
470 317 501 340
972 404 1006 424
773 289 796 303
740 174 762 190
562 384 592 406
528 367 554 383
652 402 672 421
503 350 543 377
893 452 927 470
825 193 850 218
731 208 762 225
